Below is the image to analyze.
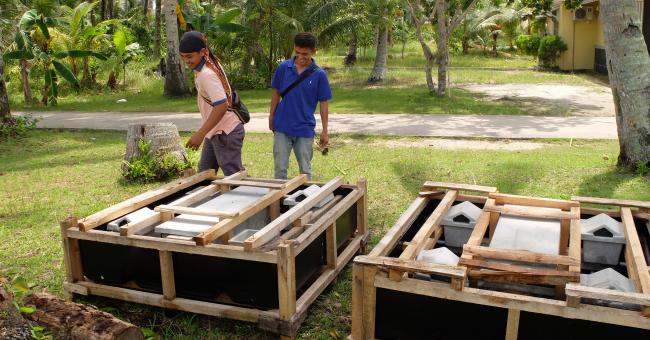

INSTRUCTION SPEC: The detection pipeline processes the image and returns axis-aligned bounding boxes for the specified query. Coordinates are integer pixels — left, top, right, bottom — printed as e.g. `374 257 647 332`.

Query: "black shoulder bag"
280 65 319 98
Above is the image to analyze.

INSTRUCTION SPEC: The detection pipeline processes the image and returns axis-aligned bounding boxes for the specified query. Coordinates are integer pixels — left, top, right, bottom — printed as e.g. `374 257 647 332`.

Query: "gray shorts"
198 123 245 176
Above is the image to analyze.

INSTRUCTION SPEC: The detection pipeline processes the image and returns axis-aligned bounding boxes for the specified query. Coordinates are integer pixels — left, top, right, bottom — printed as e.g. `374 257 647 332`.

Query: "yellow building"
548 0 649 73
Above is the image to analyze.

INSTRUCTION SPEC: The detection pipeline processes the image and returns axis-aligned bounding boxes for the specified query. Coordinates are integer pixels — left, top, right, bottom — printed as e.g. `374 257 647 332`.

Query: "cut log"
0 287 32 340
22 293 144 340
123 123 188 172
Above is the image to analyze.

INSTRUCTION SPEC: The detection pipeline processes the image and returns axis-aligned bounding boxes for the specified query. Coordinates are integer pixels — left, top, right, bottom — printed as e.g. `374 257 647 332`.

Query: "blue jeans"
273 132 313 180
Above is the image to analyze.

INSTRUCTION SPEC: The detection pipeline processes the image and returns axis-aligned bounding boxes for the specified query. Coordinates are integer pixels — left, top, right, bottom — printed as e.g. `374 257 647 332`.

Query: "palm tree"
153 0 161 59
163 0 190 96
305 0 361 66
367 0 395 82
457 7 500 54
0 44 9 118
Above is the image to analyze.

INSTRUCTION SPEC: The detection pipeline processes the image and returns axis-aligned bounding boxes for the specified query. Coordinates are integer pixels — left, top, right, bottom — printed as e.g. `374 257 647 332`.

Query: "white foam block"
489 206 561 255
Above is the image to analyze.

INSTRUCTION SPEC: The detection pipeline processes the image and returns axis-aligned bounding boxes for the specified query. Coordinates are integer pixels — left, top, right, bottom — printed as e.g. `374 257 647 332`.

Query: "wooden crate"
351 182 650 340
60 170 369 339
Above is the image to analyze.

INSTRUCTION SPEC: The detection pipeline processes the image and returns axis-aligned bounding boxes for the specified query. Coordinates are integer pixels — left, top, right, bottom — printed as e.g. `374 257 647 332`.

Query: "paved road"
17 111 617 139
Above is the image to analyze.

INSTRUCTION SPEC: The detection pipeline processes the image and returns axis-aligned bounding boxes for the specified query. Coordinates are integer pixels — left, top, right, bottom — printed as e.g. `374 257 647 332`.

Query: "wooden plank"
277 241 296 321
67 229 277 263
60 217 83 284
565 283 650 306
460 258 579 280
167 185 219 208
621 207 650 316
326 223 337 269
69 281 262 323
490 192 578 210
462 245 580 266
78 169 216 231
361 265 378 340
399 190 458 261
483 203 579 220
505 309 520 340
212 179 286 189
119 212 163 236
559 219 570 256
467 270 577 285
573 196 650 209
159 250 176 300
422 181 497 194
295 195 343 229
356 178 369 242
351 263 365 340
568 206 581 273
63 281 88 295
154 205 238 218
194 175 308 246
368 196 428 257
465 200 494 247
355 255 466 279
374 276 650 330
489 211 500 240
244 176 343 251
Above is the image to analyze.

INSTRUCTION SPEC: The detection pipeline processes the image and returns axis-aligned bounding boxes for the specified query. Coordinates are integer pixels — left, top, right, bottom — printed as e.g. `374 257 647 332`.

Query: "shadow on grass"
576 167 639 199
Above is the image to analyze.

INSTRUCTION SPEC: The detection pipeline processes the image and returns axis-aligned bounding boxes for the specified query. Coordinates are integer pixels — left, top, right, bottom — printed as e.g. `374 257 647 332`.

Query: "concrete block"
107 208 158 232
442 201 482 248
228 229 258 246
581 213 625 265
416 247 460 266
489 207 561 255
580 268 635 292
283 184 334 209
155 214 220 237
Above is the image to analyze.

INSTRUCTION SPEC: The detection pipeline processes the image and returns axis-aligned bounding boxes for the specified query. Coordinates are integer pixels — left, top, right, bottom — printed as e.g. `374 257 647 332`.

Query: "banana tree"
104 28 143 89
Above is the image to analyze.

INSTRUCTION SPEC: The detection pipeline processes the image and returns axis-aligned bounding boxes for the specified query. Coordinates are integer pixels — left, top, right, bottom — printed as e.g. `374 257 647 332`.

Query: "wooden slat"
368 196 428 257
356 178 369 250
573 196 650 209
212 179 286 189
326 223 337 269
465 200 494 247
422 181 497 193
568 206 581 273
119 212 163 236
362 265 378 340
78 169 216 231
621 207 650 312
244 176 343 251
60 217 83 284
490 192 578 210
505 309 520 340
483 203 579 220
154 205 238 218
355 255 466 279
462 245 580 266
460 258 579 280
159 250 176 300
277 241 296 321
167 185 218 208
351 263 366 340
194 175 308 246
467 269 578 286
565 283 650 306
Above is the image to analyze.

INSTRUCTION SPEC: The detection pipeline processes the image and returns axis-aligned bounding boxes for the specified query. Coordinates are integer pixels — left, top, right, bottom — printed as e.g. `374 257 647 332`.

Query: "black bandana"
179 31 206 53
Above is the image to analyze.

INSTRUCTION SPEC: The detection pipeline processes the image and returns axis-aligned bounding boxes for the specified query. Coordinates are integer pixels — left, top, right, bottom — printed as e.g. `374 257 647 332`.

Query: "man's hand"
186 132 205 150
268 115 274 131
318 131 329 148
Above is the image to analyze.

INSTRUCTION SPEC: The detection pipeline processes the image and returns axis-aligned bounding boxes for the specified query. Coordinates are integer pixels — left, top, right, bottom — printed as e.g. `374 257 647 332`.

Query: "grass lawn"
1 130 649 339
8 45 597 115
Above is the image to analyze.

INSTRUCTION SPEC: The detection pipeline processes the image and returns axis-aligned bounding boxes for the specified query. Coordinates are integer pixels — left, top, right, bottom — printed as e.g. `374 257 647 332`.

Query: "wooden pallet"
350 182 650 340
61 170 369 339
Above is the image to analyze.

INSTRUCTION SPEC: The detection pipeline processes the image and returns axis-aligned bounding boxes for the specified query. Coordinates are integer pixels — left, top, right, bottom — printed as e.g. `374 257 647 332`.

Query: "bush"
0 114 39 141
515 35 541 56
229 70 269 90
122 138 189 182
538 35 568 68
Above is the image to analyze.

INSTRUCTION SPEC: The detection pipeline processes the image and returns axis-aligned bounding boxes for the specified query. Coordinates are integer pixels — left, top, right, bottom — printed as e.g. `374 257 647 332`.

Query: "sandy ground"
461 84 614 117
335 138 547 151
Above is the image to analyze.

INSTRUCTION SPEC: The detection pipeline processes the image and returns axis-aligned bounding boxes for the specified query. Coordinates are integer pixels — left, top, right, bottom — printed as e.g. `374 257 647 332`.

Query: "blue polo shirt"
271 58 332 138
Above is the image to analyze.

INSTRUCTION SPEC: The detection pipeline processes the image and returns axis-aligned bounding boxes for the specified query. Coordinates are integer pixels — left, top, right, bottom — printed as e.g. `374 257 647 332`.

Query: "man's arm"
186 102 228 150
269 89 281 131
318 101 329 147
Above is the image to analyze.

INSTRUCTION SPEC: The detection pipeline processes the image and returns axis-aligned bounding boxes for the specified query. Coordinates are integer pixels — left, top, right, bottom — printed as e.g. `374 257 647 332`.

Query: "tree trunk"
153 0 162 59
143 0 149 20
22 293 144 340
492 32 498 54
405 0 436 93
163 0 190 96
344 30 358 66
368 26 388 82
436 1 450 96
601 0 650 168
19 60 33 104
82 56 92 88
0 43 11 118
241 18 265 75
123 123 189 172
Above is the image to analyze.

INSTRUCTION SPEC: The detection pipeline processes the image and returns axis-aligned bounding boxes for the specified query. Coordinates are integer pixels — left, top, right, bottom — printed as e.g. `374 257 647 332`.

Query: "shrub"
538 35 568 68
515 35 541 56
0 114 39 141
122 138 190 183
229 70 269 90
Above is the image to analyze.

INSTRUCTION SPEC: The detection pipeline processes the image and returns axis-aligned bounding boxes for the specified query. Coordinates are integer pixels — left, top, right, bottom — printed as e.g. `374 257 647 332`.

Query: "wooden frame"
60 171 369 339
351 182 650 340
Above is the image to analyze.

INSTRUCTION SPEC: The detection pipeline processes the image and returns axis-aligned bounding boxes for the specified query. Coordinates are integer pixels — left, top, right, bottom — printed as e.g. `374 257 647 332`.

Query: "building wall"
556 4 602 71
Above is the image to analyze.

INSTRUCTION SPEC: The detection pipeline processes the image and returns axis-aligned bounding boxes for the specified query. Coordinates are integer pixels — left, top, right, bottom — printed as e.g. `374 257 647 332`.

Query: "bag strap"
280 65 319 98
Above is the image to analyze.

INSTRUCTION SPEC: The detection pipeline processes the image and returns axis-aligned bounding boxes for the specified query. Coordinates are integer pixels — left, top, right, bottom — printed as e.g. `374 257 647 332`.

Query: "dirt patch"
461 84 614 117
344 138 546 151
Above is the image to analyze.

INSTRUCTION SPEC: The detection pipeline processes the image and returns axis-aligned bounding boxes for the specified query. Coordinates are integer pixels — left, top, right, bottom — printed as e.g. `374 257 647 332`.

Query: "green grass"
7 43 598 115
1 130 649 339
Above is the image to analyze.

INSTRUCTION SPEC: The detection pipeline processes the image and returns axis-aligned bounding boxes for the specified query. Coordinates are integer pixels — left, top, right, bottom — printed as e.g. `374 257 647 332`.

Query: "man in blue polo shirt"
269 32 332 180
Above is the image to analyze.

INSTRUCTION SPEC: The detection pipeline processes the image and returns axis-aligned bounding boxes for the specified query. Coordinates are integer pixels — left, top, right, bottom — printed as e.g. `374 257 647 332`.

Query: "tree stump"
22 293 144 340
123 123 188 172
0 287 32 340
